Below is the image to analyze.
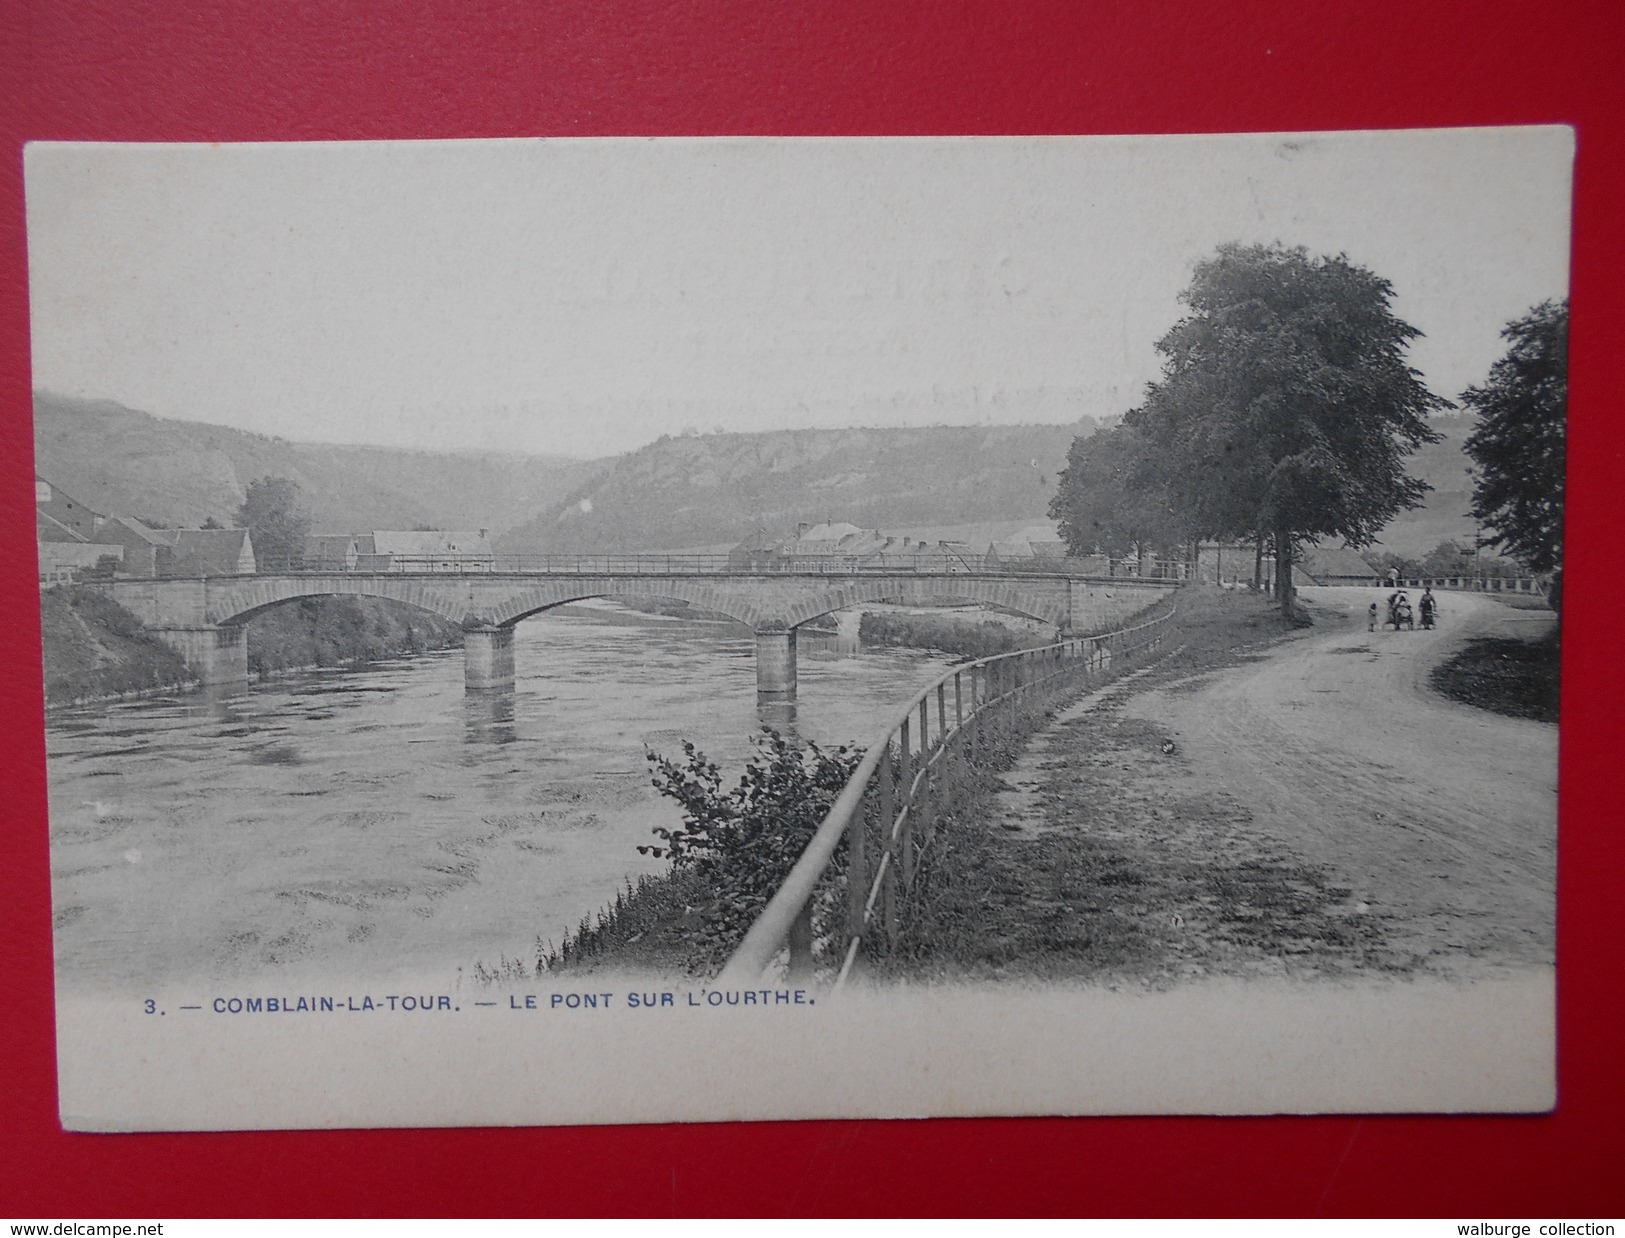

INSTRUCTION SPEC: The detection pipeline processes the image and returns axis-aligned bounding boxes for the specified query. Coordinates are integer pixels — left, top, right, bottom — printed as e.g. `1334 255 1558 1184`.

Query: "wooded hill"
33 392 1475 558
1365 413 1477 558
494 422 1094 554
33 392 601 535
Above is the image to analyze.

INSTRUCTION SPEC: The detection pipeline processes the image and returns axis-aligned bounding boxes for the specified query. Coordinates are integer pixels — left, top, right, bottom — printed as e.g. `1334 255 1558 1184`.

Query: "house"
38 540 124 581
95 516 178 578
365 530 496 572
91 516 257 577
35 476 99 541
304 534 362 571
984 539 1037 568
730 523 975 571
1294 545 1378 584
166 528 256 577
726 528 779 570
1008 525 1068 559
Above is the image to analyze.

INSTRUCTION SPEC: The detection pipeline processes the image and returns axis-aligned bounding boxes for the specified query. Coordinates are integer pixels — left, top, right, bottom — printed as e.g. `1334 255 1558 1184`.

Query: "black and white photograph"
25 129 1570 1129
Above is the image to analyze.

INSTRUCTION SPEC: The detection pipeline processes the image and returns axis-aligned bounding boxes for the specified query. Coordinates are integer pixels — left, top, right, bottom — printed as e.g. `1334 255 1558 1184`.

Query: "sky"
25 129 1574 460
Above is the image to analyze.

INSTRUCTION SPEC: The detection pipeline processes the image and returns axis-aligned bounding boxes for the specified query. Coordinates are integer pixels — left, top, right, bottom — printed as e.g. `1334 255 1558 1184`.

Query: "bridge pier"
755 628 798 703
150 624 247 688
464 625 516 692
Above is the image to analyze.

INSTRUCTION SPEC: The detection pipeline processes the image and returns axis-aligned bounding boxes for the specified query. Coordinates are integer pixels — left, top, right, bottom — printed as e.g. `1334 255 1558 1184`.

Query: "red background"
2 0 1620 1218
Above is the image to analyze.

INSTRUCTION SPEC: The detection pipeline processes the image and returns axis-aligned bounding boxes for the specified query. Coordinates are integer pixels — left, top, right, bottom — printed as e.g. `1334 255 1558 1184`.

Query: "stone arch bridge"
104 570 1178 701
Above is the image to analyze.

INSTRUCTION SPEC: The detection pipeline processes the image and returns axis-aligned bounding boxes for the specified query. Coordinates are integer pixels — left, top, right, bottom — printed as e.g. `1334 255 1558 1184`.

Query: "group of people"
1369 584 1437 632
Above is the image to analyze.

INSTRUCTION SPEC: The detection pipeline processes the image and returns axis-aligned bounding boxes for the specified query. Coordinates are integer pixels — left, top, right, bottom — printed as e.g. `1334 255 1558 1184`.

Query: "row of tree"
1049 242 1568 613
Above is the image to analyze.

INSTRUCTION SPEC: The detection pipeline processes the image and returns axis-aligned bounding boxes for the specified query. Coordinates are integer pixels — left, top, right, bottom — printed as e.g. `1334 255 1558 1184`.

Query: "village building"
34 476 99 541
1294 544 1379 584
300 530 498 572
304 534 362 571
729 522 977 572
1190 541 1377 587
167 528 257 576
73 513 257 578
35 475 127 580
84 515 174 578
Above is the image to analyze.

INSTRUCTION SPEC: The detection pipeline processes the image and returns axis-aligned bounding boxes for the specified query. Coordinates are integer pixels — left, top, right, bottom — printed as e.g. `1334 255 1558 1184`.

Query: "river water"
46 602 960 996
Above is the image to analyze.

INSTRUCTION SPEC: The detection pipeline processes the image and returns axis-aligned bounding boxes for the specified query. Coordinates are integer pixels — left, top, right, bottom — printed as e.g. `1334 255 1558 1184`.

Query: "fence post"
788 899 814 980
897 717 914 887
917 697 934 846
879 738 898 947
846 769 868 942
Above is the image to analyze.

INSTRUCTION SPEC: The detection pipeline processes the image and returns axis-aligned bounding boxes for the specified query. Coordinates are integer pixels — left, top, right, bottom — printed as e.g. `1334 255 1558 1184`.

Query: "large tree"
236 476 312 567
1048 423 1185 563
1461 299 1568 591
1124 243 1447 615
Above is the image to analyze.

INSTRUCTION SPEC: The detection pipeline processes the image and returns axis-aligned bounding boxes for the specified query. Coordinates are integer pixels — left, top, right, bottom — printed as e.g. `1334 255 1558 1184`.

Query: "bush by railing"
716 602 1179 989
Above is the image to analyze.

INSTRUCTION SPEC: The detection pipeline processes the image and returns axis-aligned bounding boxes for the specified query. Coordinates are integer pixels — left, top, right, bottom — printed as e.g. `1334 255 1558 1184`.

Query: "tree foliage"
1122 242 1446 612
639 730 863 969
236 476 312 566
1048 423 1184 559
1461 299 1568 578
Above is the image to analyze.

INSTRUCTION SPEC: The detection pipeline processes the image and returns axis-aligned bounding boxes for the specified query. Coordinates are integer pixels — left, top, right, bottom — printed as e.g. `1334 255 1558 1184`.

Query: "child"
1368 601 1379 632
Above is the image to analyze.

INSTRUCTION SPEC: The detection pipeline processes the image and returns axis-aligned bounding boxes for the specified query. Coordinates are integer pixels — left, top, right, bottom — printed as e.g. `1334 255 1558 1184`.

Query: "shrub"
637 730 863 970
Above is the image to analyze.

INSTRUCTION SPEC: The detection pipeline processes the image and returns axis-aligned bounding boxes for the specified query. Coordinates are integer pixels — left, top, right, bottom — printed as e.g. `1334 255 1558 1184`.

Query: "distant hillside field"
495 423 1093 554
33 392 604 535
1367 413 1478 559
33 392 1478 561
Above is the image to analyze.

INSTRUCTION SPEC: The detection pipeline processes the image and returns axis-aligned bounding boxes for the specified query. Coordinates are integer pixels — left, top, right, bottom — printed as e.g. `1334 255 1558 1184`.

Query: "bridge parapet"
103 569 1179 699
1314 574 1548 596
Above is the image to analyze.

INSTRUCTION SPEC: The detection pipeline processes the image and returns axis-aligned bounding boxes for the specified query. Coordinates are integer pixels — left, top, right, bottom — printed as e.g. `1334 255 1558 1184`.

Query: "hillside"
33 392 603 535
1369 413 1478 558
496 413 1478 558
33 391 1477 560
495 422 1095 554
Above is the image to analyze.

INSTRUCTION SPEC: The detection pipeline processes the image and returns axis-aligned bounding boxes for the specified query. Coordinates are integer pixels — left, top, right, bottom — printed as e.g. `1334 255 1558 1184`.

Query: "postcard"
26 128 1569 1129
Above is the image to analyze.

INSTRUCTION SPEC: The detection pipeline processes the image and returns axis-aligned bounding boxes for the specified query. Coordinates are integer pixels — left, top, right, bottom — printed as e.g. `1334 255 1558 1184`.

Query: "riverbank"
245 595 463 675
891 588 1555 986
882 588 1326 983
40 586 196 705
48 600 956 994
858 609 1048 660
38 585 464 706
532 592 1229 980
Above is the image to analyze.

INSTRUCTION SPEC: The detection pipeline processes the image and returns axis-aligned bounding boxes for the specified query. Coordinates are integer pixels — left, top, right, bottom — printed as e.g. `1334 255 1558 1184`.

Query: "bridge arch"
203 575 468 626
487 581 760 629
780 579 1066 631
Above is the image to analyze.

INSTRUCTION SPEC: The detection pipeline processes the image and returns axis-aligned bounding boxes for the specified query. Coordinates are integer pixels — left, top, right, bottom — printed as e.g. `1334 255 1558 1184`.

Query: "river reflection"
46 600 956 995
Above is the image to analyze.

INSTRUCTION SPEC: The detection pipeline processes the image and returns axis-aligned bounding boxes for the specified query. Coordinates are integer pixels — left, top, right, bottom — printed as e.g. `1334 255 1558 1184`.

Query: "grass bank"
517 590 1276 983
873 588 1404 986
41 586 468 705
40 586 196 705
245 596 462 676
1430 630 1560 723
858 610 1047 661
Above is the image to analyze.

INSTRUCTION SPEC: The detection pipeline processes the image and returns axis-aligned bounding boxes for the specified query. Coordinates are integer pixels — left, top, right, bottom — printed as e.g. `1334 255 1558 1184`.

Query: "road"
1127 587 1558 976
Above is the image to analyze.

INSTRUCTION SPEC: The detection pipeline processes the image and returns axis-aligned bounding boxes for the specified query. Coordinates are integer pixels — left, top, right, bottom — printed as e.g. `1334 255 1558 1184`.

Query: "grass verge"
1429 630 1560 724
877 588 1424 986
530 588 1320 984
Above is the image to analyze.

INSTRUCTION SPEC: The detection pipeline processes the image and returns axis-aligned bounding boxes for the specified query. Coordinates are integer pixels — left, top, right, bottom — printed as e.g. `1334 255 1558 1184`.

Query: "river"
45 601 960 996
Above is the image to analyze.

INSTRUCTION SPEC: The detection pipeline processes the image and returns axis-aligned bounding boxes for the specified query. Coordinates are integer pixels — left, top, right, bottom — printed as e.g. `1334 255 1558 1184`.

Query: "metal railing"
716 600 1179 990
212 553 1192 581
1315 574 1548 595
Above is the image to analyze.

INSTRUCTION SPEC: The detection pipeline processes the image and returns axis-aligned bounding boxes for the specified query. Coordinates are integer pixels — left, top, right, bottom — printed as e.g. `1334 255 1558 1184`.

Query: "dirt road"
1124 587 1557 976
